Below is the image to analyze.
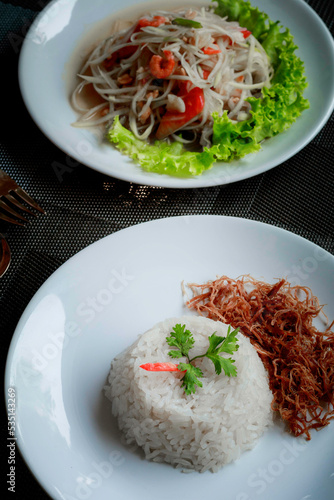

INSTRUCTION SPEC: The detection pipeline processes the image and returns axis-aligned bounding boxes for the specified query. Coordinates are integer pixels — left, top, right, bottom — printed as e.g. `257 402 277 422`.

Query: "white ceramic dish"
18 0 334 188
5 215 334 500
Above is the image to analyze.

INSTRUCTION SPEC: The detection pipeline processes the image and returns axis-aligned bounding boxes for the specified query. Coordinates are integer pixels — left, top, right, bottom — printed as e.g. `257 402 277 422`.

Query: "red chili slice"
140 362 180 371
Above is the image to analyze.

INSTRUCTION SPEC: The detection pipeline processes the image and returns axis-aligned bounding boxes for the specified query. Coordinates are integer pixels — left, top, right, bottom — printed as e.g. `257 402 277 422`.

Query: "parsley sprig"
166 323 239 395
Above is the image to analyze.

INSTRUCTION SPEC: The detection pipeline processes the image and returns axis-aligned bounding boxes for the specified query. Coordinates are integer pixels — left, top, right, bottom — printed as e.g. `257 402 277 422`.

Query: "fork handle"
0 234 11 277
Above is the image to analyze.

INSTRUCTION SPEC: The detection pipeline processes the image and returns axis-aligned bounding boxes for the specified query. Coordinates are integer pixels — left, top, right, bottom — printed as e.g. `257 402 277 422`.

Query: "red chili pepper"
241 29 252 38
140 362 180 371
202 44 221 55
156 87 205 140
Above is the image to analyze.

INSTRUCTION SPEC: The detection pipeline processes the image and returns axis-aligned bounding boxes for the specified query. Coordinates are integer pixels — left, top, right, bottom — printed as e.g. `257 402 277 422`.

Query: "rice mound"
104 315 273 472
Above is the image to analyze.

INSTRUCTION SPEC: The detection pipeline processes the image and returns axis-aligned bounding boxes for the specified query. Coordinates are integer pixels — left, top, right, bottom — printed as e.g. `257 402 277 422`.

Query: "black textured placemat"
1 0 333 498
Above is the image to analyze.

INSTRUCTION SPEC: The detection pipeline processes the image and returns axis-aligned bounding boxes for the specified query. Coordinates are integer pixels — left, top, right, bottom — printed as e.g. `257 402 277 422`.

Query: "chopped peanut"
175 67 187 76
185 9 197 19
117 74 133 85
146 90 159 99
139 106 152 123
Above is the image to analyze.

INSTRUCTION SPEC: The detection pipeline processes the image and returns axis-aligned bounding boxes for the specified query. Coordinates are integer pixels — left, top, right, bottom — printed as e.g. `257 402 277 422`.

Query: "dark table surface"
1 0 333 498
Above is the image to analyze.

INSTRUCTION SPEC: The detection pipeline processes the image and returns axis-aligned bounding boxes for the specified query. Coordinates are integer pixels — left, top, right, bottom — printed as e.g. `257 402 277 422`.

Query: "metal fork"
0 233 11 277
0 169 45 225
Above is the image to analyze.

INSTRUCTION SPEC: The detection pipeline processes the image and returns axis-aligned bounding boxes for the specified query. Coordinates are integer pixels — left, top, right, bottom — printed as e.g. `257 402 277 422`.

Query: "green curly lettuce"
107 0 309 177
108 116 215 177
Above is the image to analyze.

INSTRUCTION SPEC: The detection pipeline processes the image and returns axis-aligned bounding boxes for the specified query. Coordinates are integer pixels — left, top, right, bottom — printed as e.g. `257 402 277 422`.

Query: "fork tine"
0 211 25 226
4 193 36 216
0 234 11 277
0 199 29 222
14 187 45 214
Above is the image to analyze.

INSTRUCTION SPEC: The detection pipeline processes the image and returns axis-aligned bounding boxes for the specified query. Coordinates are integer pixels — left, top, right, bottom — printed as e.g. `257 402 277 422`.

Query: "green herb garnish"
166 323 239 395
172 18 202 29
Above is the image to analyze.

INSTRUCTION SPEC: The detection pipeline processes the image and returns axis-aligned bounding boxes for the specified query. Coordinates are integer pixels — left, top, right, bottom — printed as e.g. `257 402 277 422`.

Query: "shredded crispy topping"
185 275 334 439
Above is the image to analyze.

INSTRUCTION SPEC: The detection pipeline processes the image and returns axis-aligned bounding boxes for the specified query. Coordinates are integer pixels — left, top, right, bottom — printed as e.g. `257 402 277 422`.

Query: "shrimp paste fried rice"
104 315 273 472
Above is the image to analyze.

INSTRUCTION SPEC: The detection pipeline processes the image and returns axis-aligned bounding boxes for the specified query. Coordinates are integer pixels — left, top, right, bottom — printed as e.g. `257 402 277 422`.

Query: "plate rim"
4 214 334 499
17 0 334 188
5 213 334 337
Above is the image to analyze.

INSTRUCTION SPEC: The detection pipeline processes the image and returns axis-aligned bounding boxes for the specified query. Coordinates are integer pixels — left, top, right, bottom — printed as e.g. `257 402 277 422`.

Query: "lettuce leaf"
107 0 309 177
108 116 215 177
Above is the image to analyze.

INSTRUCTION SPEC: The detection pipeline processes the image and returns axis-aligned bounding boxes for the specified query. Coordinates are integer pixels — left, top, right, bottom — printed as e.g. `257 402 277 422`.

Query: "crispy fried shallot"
185 275 334 440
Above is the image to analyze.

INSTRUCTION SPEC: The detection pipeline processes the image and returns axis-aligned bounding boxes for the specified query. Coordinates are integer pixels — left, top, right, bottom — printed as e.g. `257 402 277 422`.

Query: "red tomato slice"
156 87 205 140
177 79 192 94
202 69 211 80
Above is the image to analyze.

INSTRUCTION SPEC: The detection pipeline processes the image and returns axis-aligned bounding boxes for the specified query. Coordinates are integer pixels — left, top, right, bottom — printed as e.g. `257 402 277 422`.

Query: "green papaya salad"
72 0 309 176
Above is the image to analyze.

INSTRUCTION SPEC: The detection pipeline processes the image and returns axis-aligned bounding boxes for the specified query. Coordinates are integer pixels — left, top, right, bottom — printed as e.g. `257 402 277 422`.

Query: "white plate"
18 0 334 188
5 215 334 500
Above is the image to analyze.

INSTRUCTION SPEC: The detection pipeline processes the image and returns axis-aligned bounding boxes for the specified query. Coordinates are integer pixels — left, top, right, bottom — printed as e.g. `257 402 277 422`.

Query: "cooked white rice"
104 315 273 472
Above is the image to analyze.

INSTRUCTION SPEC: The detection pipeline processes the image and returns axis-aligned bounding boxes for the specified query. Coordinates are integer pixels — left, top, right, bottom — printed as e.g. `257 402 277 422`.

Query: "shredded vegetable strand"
71 5 272 145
